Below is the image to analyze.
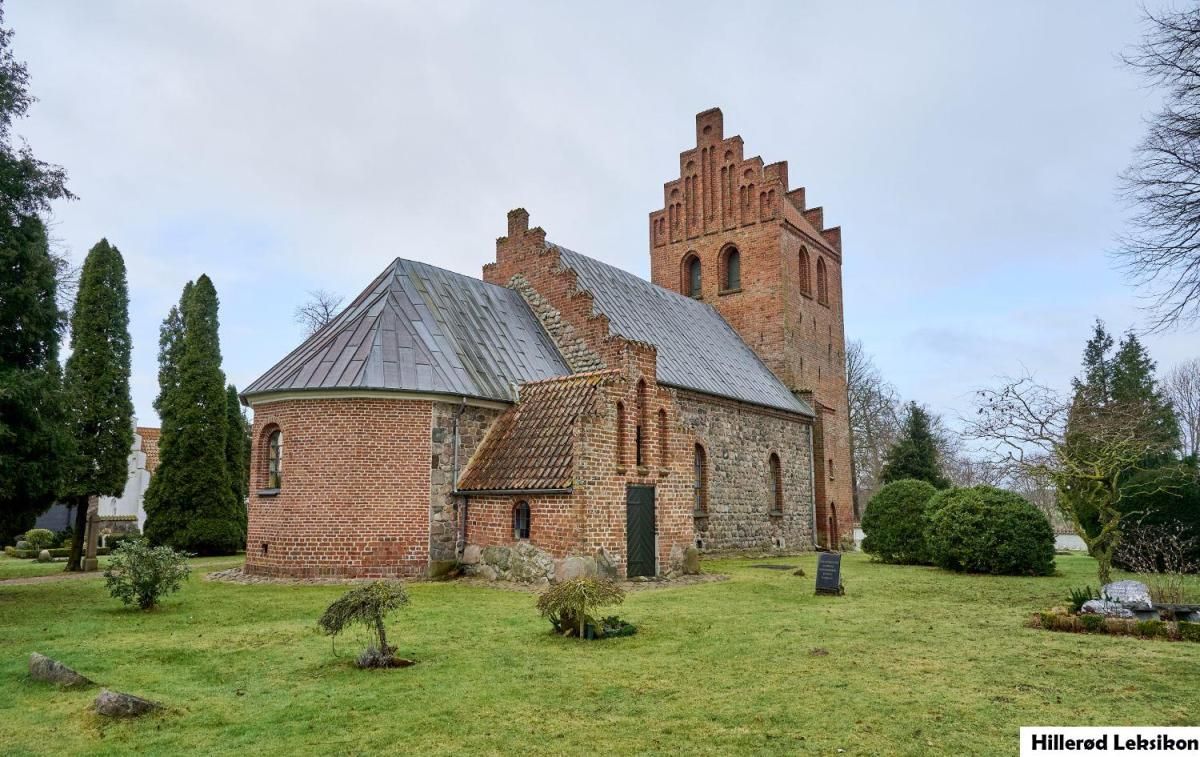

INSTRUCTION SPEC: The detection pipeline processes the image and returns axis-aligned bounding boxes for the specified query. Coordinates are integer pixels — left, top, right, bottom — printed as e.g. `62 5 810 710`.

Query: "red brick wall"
244 397 433 578
465 493 582 557
648 108 854 546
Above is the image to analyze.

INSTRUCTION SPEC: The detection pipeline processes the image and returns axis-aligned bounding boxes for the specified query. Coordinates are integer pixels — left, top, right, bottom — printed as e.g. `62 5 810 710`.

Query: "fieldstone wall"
674 389 815 552
429 402 504 568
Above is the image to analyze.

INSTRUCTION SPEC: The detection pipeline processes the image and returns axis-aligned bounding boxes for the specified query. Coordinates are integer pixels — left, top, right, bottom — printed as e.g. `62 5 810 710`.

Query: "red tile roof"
137 427 160 474
456 371 616 492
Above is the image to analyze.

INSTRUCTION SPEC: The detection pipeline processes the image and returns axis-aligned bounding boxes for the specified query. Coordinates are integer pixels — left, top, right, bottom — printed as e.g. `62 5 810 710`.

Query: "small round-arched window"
683 253 702 297
266 429 283 489
512 501 531 540
721 246 741 291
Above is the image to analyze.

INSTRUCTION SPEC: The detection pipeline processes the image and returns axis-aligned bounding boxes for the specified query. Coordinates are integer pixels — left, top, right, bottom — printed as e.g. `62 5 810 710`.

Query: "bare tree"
294 289 344 336
1118 6 1200 329
845 340 902 516
1115 520 1200 606
965 374 1179 583
1164 357 1200 458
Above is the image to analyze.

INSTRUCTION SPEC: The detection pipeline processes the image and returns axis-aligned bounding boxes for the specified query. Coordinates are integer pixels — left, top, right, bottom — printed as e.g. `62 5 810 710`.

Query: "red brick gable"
457 370 617 492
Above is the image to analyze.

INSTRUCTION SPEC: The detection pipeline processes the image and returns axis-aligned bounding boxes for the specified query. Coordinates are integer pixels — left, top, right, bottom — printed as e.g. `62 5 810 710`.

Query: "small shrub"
859 479 939 564
1080 614 1104 632
536 577 627 639
1104 617 1134 636
22 529 54 551
318 582 410 668
925 486 1055 576
1135 619 1167 638
1038 611 1057 629
1179 622 1200 642
1067 586 1099 613
102 539 191 610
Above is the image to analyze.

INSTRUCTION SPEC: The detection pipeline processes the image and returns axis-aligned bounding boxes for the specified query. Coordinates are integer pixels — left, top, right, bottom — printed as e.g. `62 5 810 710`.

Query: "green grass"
1 553 1198 756
0 554 112 580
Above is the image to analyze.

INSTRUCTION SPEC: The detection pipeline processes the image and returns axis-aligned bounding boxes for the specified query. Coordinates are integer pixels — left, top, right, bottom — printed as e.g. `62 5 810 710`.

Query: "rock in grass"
1101 580 1152 611
1081 599 1134 619
94 689 162 717
28 653 93 687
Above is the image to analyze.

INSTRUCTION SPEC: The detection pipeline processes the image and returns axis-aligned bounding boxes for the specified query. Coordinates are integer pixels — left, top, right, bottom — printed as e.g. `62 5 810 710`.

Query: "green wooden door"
626 485 656 578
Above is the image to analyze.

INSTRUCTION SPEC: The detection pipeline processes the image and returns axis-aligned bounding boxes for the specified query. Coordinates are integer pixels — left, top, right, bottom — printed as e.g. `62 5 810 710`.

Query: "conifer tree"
144 276 241 554
880 402 950 489
1110 332 1180 459
61 239 133 570
0 215 66 543
225 383 248 543
0 4 72 544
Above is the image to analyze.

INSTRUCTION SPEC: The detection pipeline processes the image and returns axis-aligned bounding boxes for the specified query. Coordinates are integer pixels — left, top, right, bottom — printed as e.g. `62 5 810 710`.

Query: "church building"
240 108 853 581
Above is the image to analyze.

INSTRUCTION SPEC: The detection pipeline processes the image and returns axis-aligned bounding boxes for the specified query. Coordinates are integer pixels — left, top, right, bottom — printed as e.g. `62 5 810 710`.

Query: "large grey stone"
509 543 553 583
94 689 162 718
595 549 618 581
482 545 511 571
36 549 51 563
474 564 497 581
1101 580 1152 611
554 556 596 583
29 653 93 687
461 544 482 565
682 546 701 575
1081 599 1134 619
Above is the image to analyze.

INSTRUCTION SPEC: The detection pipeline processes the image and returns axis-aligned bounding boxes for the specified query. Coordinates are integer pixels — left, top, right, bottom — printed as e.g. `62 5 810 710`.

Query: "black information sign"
815 552 844 596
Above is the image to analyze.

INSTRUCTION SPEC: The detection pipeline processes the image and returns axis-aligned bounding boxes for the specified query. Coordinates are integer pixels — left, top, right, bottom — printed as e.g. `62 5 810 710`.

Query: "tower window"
512 501 530 540
799 247 812 296
721 245 741 291
616 401 626 468
816 256 829 306
635 379 648 467
683 253 702 297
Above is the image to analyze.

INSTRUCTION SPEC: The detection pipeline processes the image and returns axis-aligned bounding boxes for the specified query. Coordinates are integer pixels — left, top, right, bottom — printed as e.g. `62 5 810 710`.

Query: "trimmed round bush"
860 479 938 564
924 486 1055 576
22 528 55 551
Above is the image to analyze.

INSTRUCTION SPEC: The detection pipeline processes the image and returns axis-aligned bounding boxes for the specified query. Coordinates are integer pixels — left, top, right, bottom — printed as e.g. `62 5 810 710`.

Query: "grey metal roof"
554 245 813 415
242 258 570 402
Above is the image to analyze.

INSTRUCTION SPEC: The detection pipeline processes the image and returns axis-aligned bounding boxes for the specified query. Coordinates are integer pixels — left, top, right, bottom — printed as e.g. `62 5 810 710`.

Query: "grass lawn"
0 554 112 580
2 552 1198 756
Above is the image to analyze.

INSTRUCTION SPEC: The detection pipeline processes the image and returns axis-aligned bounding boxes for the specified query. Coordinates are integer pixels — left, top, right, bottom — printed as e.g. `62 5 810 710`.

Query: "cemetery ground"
2 553 1198 755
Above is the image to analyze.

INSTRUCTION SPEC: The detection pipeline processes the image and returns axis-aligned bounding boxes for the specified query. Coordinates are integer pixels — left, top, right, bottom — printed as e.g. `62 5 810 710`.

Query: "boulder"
595 549 618 581
94 689 162 718
682 546 701 575
28 653 93 687
509 542 553 583
1101 580 1153 611
474 564 497 581
36 549 51 563
427 560 457 579
15 540 29 550
554 556 596 583
1081 599 1134 619
481 545 511 571
461 544 482 566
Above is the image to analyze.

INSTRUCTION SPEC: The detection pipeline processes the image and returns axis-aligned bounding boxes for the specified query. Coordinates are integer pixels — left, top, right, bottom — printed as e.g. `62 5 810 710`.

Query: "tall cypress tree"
0 214 66 543
144 276 241 554
1110 332 1180 460
880 402 950 489
225 383 248 545
61 239 133 570
143 285 190 547
0 4 73 544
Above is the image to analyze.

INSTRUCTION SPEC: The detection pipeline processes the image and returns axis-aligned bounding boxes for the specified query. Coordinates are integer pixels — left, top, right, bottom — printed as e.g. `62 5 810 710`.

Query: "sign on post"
815 552 843 596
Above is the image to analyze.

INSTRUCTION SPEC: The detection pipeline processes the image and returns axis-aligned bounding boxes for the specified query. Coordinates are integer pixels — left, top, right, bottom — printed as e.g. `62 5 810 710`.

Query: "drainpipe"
807 424 819 549
452 398 468 559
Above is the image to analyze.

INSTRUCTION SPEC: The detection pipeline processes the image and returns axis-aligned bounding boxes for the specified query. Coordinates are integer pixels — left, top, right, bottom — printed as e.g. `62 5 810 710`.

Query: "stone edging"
205 567 729 592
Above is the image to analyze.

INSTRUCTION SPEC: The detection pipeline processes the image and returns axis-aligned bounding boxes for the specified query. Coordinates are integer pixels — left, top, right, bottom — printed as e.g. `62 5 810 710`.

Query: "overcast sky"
10 0 1197 428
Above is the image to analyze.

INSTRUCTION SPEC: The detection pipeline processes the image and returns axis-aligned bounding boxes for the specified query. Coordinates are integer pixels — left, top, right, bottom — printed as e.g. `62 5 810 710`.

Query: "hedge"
925 486 1055 576
860 479 939 564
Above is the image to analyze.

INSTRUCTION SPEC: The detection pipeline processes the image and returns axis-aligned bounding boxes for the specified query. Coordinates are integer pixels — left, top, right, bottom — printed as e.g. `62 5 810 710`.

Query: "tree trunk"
374 615 391 658
65 496 88 571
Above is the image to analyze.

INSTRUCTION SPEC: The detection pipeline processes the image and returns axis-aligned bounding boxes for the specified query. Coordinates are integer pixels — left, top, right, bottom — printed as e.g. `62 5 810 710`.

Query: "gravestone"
83 496 99 572
815 552 844 596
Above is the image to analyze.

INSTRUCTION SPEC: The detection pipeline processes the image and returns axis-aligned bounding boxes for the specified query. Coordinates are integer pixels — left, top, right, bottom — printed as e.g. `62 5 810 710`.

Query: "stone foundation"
461 541 700 584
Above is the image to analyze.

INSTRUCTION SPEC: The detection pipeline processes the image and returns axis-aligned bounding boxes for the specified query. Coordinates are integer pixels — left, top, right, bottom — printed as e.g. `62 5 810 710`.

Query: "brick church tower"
649 108 854 547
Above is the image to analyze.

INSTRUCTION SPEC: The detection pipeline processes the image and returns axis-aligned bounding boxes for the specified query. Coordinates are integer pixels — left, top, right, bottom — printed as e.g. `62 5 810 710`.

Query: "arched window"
266 429 282 490
657 408 668 468
768 453 783 514
616 401 626 467
693 444 708 515
683 253 702 297
635 379 648 467
816 256 829 305
798 247 812 296
512 501 530 540
721 245 741 291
